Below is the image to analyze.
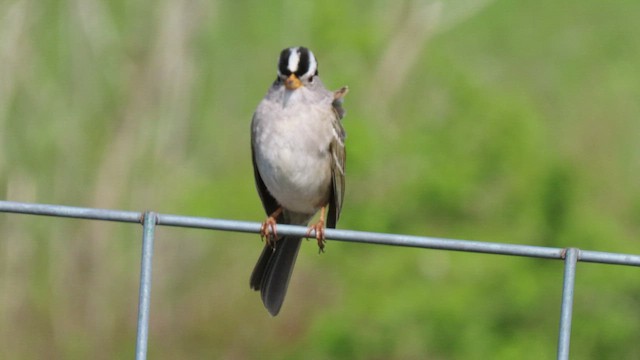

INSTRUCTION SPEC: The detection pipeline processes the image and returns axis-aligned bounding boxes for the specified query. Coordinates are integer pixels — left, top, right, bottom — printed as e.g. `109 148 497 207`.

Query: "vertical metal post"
135 212 157 360
557 248 579 360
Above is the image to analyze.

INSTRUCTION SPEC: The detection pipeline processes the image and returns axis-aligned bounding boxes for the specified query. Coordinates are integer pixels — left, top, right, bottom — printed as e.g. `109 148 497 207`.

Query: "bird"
249 46 347 316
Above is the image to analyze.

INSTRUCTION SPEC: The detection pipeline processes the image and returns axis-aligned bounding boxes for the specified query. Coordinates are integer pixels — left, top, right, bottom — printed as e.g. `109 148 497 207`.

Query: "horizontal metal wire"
1 200 639 266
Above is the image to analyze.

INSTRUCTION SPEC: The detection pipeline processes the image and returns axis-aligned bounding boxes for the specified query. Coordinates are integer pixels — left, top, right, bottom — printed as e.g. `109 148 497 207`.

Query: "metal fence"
1 200 639 360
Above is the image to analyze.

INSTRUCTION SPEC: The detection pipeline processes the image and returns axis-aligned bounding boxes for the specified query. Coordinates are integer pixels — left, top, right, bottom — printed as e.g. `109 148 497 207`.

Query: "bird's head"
276 46 318 91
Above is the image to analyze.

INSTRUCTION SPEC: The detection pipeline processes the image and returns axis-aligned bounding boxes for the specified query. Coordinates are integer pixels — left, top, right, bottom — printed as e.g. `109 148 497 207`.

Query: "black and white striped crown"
277 46 318 80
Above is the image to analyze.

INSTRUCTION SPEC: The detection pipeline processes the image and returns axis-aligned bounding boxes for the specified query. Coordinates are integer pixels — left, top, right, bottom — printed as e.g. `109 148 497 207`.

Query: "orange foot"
306 206 327 253
260 207 282 248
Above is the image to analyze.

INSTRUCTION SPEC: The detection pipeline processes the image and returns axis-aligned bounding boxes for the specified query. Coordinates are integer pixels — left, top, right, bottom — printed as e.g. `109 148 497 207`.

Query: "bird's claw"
260 216 278 248
306 220 326 253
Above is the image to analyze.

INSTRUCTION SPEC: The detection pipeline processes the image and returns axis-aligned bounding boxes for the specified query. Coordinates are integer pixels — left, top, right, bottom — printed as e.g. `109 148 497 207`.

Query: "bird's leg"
306 206 327 253
261 207 283 248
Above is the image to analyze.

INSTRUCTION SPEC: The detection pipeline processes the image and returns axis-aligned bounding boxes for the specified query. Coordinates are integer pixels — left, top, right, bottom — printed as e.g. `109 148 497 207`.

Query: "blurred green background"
1 0 639 358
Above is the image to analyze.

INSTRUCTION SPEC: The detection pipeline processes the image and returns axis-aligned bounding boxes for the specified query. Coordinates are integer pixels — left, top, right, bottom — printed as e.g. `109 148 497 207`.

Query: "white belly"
253 102 334 215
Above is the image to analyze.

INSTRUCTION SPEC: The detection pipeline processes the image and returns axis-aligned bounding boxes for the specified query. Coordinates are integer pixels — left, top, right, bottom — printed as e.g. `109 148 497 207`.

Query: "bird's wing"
327 86 348 228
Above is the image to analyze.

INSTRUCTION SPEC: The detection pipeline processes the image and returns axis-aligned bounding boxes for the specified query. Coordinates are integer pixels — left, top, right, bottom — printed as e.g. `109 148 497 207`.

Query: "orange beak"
284 74 302 90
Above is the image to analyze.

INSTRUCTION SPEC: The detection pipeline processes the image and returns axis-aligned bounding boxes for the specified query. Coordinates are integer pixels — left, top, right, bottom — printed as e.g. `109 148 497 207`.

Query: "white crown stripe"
287 47 301 73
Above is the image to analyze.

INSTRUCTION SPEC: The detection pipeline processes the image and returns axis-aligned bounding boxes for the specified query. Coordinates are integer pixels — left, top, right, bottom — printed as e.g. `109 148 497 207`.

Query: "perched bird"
249 46 347 316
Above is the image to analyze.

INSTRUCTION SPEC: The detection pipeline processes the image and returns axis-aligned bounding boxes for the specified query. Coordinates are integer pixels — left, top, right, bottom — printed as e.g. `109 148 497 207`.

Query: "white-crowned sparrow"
249 46 347 316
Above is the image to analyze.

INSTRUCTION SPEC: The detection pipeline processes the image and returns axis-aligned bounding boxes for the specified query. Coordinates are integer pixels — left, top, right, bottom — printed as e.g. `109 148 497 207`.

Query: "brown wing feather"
327 86 348 228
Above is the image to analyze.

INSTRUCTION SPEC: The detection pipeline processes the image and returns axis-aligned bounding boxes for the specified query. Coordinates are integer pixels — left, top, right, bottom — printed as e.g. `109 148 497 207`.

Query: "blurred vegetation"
1 0 639 358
